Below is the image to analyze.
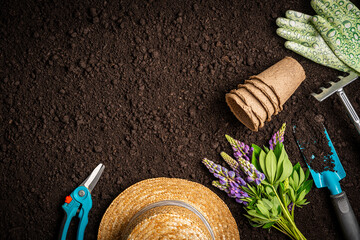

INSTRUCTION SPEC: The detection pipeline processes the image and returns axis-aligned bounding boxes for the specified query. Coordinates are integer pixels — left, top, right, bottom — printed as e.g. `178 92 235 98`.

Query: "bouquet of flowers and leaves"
202 123 313 240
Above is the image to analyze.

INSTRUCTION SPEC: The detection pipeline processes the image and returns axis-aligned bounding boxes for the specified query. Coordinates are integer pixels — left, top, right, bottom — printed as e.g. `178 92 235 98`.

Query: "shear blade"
81 163 105 192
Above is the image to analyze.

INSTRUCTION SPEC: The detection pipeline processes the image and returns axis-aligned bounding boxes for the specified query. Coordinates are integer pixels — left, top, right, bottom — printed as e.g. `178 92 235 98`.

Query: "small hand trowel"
293 125 360 240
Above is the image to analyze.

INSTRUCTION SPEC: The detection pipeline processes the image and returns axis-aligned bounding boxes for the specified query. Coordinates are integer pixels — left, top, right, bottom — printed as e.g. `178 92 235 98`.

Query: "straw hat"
98 178 240 240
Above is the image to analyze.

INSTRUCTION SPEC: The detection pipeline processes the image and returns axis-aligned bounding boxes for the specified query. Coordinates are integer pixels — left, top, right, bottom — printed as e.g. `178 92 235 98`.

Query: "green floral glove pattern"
276 10 353 72
311 0 360 73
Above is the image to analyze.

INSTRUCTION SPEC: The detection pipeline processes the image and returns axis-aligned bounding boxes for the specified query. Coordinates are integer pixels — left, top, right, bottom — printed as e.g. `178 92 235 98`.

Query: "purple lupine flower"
228 186 241 198
213 173 220 179
228 171 235 178
220 152 239 171
203 158 248 194
269 123 286 150
221 152 264 185
214 165 222 173
226 135 253 162
288 202 294 212
256 170 266 181
246 176 254 182
228 185 250 205
212 180 229 193
219 178 227 186
242 191 249 198
235 177 247 186
229 181 239 189
260 173 265 181
204 157 252 206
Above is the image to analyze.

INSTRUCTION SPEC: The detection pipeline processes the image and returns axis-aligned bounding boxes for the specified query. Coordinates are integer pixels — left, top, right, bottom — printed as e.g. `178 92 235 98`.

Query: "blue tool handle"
331 191 360 240
76 200 91 240
59 200 80 240
74 186 92 240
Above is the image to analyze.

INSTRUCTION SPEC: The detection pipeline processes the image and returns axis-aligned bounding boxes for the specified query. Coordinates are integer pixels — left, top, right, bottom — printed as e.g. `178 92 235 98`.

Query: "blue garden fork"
59 163 105 240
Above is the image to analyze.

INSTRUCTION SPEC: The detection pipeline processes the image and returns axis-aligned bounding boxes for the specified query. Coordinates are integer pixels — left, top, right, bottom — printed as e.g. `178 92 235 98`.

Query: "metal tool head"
81 163 105 193
311 72 359 102
293 125 346 195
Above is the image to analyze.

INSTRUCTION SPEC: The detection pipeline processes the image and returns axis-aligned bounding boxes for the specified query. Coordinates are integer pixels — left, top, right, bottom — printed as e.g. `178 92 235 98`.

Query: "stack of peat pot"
226 56 306 131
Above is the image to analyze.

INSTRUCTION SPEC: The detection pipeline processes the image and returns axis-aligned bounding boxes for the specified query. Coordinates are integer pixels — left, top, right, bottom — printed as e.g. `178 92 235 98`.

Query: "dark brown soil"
294 113 334 173
1 0 359 239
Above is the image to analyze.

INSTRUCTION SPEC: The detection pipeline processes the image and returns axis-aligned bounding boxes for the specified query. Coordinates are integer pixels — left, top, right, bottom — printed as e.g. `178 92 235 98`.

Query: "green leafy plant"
203 123 313 240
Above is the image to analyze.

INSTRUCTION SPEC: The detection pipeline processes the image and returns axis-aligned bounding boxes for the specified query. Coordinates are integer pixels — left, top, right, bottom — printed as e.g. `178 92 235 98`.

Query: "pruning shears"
59 163 105 240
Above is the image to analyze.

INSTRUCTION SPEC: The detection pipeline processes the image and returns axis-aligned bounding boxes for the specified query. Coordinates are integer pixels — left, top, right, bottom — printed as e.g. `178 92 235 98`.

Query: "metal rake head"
311 72 359 102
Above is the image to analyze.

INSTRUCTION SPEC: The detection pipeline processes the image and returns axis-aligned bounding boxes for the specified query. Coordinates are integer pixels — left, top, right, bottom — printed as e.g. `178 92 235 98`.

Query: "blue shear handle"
59 186 92 240
76 192 92 240
59 200 80 240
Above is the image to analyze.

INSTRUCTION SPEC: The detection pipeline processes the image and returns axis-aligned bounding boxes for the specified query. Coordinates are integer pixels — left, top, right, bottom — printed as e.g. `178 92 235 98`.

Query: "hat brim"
98 178 240 240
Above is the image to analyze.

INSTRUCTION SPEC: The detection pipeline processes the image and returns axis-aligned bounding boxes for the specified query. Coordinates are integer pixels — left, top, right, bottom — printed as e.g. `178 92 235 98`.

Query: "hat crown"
123 200 214 240
98 178 240 240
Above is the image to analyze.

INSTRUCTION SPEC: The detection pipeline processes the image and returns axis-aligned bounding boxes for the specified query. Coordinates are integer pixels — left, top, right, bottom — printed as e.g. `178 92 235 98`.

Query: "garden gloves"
276 0 360 74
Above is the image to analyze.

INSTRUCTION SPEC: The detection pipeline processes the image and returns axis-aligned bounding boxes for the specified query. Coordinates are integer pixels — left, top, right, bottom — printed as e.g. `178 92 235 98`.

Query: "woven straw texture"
98 178 240 240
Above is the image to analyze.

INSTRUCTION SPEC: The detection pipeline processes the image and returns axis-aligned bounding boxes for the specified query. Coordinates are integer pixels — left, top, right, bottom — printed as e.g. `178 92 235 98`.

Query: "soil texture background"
1 0 360 239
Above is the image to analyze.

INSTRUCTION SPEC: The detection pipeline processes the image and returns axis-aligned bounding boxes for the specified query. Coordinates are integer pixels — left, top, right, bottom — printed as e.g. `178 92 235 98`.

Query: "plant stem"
291 205 295 219
274 223 295 240
271 186 306 240
276 219 295 239
278 217 299 239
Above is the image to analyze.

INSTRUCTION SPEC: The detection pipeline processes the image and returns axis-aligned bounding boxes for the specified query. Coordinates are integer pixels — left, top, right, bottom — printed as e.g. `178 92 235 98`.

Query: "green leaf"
259 150 266 173
298 199 307 205
271 195 279 205
263 146 270 153
247 210 268 220
284 194 290 207
297 189 307 202
274 146 285 183
289 187 296 202
248 221 263 228
293 162 301 172
252 144 262 158
302 180 313 194
262 199 273 209
265 185 274 196
257 202 270 218
273 143 283 159
251 147 261 173
279 182 285 193
277 205 282 215
246 184 256 194
274 162 284 184
263 222 275 229
275 146 292 183
289 177 296 190
265 151 277 184
270 204 278 216
277 156 293 183
293 170 299 189
299 166 305 185
261 179 270 186
305 168 310 180
282 147 290 165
